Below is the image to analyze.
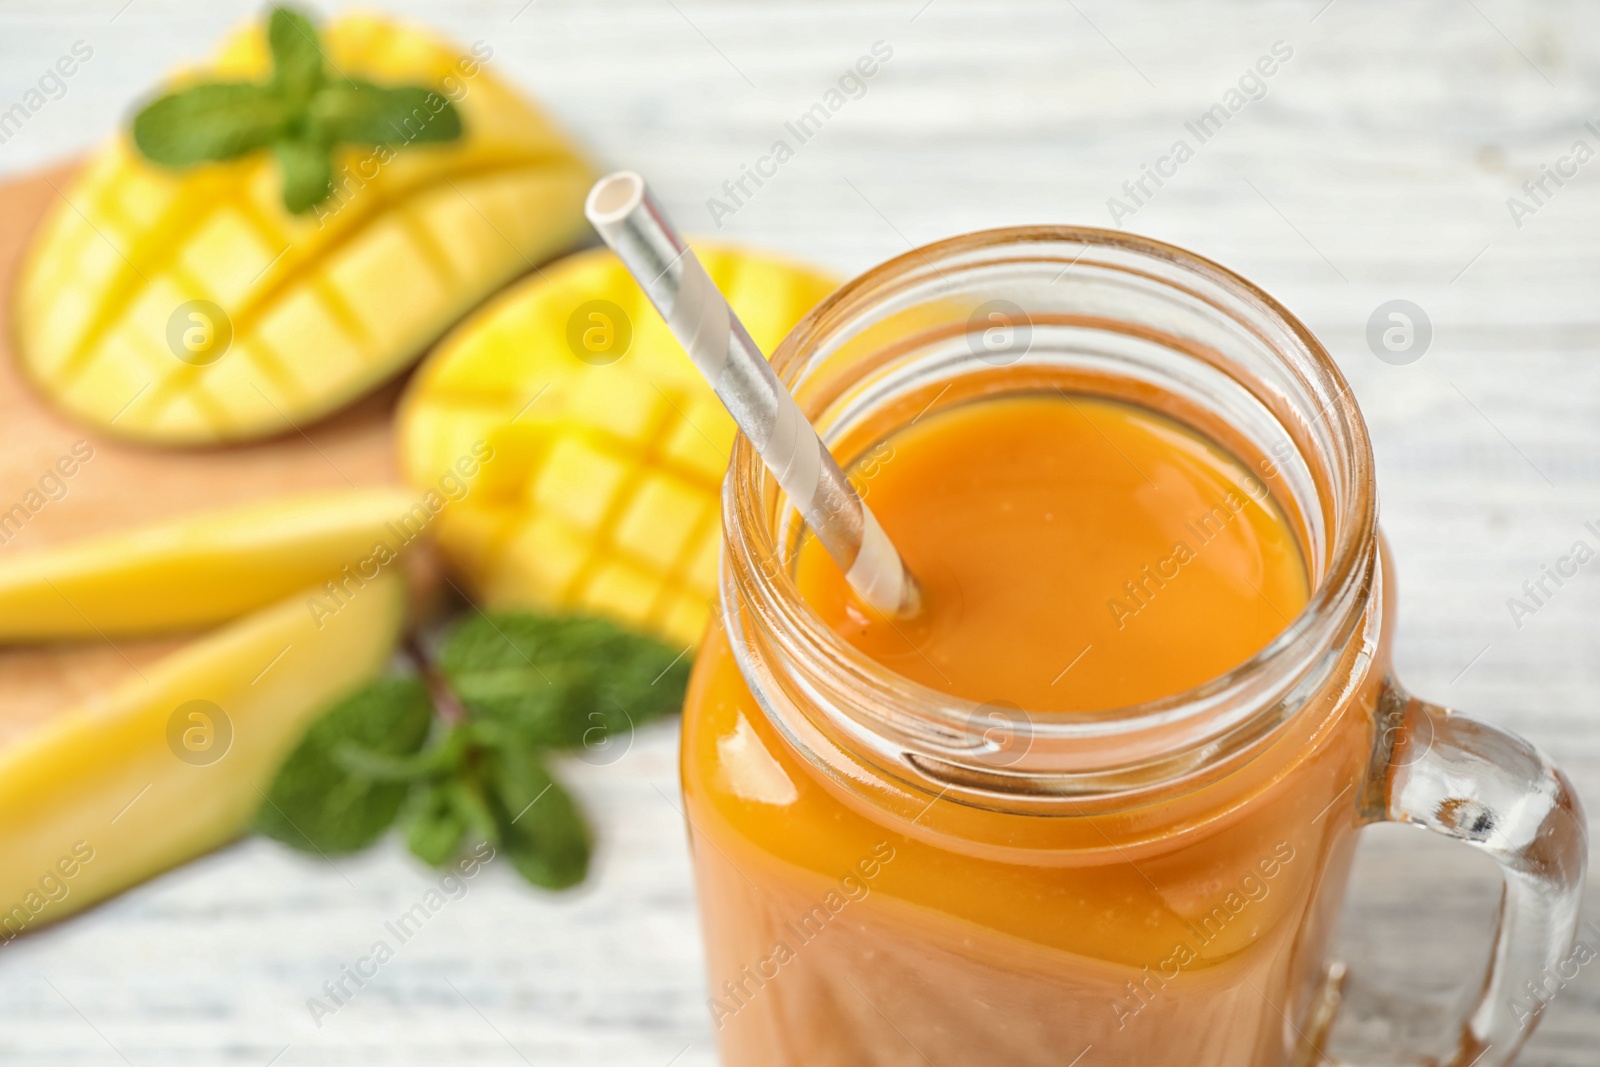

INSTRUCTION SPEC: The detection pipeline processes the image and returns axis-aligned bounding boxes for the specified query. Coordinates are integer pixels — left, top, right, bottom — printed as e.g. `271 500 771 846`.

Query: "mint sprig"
253 611 691 891
131 6 462 213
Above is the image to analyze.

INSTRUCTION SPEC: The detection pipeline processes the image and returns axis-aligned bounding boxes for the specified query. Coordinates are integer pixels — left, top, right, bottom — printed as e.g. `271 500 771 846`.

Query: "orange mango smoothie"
796 395 1309 711
681 392 1381 1065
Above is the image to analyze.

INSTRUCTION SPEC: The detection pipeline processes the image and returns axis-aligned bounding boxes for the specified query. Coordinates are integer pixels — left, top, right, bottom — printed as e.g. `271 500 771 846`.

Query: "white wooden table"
1 1 1598 1062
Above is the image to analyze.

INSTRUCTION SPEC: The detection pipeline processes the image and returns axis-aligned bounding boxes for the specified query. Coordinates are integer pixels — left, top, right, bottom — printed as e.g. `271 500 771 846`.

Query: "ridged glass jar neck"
719 226 1380 812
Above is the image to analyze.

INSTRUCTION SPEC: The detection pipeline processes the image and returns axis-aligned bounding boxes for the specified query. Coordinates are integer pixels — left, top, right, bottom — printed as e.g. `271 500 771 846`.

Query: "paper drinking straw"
584 171 919 617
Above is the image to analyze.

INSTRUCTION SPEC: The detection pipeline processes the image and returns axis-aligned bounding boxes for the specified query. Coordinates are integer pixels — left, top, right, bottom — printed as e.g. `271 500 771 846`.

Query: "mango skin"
399 244 837 648
15 13 594 445
0 570 406 937
0 489 423 640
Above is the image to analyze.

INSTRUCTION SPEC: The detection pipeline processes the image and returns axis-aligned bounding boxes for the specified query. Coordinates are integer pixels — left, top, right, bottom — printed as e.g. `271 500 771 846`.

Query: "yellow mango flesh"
0 571 405 935
399 244 837 648
0 488 420 640
15 13 594 445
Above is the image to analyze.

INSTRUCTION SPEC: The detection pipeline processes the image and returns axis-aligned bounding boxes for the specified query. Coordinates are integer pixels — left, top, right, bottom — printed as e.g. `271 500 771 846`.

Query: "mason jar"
679 227 1585 1067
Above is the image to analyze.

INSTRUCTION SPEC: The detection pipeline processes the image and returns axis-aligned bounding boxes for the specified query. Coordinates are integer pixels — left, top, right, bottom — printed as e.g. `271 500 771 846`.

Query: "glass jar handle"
1312 681 1588 1066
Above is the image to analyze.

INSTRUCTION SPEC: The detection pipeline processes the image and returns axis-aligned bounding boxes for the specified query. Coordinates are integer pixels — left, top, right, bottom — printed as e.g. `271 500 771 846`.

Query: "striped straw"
584 171 919 618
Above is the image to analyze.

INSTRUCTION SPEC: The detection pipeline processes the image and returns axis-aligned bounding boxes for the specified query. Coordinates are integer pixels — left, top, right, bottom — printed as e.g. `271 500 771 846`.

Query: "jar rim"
722 224 1378 782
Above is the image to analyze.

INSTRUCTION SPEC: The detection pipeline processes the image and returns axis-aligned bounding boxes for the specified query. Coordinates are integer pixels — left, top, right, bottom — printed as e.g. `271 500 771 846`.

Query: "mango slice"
0 488 422 640
15 13 594 445
398 244 837 648
0 570 406 936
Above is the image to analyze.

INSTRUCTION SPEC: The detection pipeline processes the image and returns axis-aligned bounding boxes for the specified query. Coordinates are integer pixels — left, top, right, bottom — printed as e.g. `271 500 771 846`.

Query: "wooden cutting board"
0 163 403 745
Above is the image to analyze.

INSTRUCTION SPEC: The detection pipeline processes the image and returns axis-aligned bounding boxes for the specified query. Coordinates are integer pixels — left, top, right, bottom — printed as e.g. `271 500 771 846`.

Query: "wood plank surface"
0 1 1597 1065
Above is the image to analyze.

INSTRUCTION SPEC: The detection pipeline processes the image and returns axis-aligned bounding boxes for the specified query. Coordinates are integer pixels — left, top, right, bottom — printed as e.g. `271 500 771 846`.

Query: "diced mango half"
398 244 838 647
15 13 594 445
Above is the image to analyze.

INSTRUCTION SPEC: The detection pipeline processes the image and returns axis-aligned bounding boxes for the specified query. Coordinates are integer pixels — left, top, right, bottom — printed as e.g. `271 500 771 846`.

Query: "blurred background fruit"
15 11 593 445
0 488 419 639
399 243 837 648
0 569 406 932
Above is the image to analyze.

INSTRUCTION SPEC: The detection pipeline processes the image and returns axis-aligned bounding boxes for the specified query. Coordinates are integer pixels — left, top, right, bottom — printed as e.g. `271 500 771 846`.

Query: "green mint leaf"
451 660 594 748
484 745 590 890
440 612 691 751
401 726 500 867
275 137 333 213
330 741 448 782
131 83 288 166
404 780 470 866
254 676 434 854
310 82 462 146
450 767 502 843
267 6 325 107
